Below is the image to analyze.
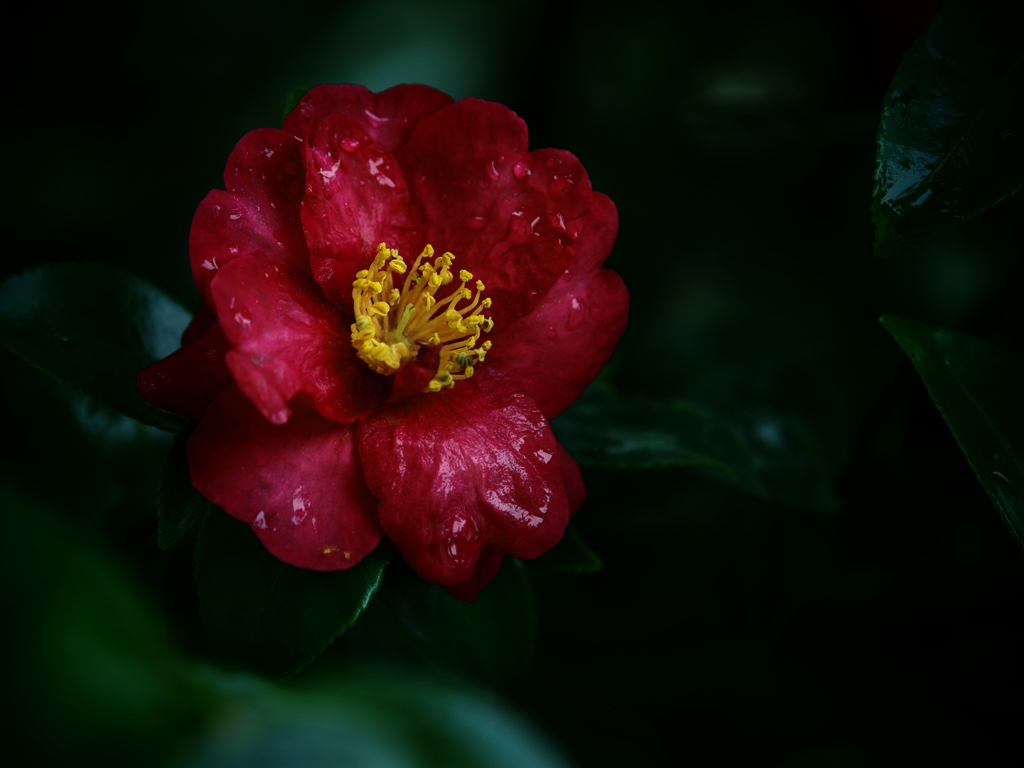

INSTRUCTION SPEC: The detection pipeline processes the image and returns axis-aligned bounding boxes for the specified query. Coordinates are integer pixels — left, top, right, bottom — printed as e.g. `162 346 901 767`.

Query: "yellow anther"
462 365 474 378
368 280 383 294
459 270 473 282
481 298 492 309
388 257 407 274
355 315 372 331
425 294 436 310
476 280 485 291
388 289 400 306
429 272 443 288
355 270 369 279
427 379 442 392
482 318 494 332
466 315 484 327
435 371 453 385
476 348 487 362
481 340 492 351
353 278 369 289
442 271 454 285
430 332 441 345
371 301 390 316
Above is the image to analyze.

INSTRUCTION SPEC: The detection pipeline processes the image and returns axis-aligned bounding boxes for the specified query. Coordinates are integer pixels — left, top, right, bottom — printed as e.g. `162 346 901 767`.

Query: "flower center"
350 242 494 392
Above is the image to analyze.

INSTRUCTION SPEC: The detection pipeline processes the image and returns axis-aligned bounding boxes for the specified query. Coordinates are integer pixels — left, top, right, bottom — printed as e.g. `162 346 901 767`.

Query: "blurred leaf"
0 263 191 431
280 86 309 125
380 559 536 689
526 524 602 574
182 667 572 768
872 0 1024 257
881 315 1024 552
159 423 209 549
0 482 206 765
195 510 391 677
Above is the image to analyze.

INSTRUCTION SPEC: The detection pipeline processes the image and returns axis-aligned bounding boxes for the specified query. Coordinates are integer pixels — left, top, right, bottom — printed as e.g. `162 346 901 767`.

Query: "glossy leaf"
195 510 391 677
380 559 536 688
872 0 1024 257
0 263 191 430
158 423 208 549
526 524 602 574
553 384 840 512
882 315 1024 552
552 386 760 483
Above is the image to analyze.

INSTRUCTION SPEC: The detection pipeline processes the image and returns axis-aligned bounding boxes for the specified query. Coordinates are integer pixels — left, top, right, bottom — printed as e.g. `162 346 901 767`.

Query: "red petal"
485 268 628 420
555 439 586 518
384 345 441 405
283 84 454 154
300 115 421 309
210 255 387 425
442 545 505 602
189 385 382 571
357 368 570 585
136 315 232 420
397 99 593 328
190 129 309 304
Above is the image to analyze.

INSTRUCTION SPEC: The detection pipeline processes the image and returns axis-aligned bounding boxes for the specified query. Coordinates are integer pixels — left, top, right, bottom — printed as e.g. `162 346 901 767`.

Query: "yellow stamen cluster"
351 242 495 391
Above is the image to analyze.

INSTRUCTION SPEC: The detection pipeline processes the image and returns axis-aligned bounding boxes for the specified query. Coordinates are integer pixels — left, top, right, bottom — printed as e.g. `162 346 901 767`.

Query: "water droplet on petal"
513 161 532 180
487 160 500 180
566 296 585 330
340 138 361 153
546 156 562 169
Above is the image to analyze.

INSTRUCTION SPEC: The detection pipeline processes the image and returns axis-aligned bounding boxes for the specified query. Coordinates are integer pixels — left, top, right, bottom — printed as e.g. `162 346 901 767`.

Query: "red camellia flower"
137 85 628 601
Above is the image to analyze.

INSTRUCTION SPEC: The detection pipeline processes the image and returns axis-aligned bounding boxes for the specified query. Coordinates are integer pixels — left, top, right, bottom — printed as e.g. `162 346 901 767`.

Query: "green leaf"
281 86 309 125
872 0 1024 257
380 559 536 688
881 315 1024 552
0 263 191 431
195 510 391 677
0 481 206 763
526 524 602 574
187 668 572 768
158 423 209 549
551 386 761 485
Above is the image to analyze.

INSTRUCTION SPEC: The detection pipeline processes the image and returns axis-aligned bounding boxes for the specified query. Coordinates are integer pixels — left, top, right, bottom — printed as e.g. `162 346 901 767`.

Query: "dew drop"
487 160 500 180
545 156 561 169
546 326 559 340
513 161 532 180
340 137 361 153
566 296 585 330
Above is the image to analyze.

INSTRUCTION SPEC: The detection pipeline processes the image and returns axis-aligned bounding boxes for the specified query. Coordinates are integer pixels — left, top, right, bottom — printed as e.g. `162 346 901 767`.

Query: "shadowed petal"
397 99 593 328
190 128 309 304
189 385 382 571
300 115 421 309
283 83 454 153
210 255 387 425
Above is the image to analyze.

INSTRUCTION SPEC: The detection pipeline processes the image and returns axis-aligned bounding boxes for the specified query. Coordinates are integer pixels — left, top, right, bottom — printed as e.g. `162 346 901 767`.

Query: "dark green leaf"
0 263 191 431
380 559 536 688
0 482 206 763
552 386 761 485
195 510 391 677
553 383 840 512
281 86 308 125
872 0 1024 257
881 315 1024 552
158 422 209 549
526 524 602 574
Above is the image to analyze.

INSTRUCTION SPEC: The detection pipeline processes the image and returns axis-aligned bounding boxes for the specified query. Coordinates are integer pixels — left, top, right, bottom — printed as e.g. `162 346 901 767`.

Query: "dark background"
3 0 1022 765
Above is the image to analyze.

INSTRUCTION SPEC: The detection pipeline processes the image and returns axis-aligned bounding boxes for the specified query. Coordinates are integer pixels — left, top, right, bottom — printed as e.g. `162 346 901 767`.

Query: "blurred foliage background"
3 0 1022 765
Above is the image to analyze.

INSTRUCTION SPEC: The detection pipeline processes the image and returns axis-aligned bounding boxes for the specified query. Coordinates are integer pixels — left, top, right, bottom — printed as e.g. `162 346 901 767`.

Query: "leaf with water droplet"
872 1 1024 257
881 315 1024 553
0 263 191 431
195 509 391 677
